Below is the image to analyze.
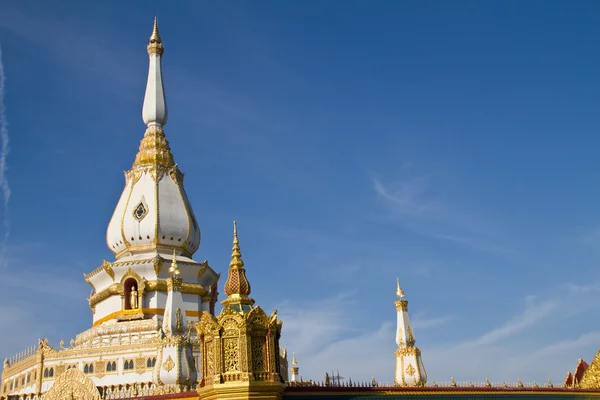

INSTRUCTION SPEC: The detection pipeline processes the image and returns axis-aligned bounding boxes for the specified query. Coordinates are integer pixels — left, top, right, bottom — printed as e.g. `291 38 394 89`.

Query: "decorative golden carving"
135 354 146 374
43 368 101 400
153 255 162 277
102 260 115 281
406 364 416 376
224 338 239 372
114 243 193 260
163 356 175 372
195 304 283 387
94 359 106 379
133 126 174 168
251 337 266 372
395 347 421 357
54 362 66 377
206 340 215 377
167 276 183 292
581 350 600 388
176 308 183 333
116 309 144 321
89 274 207 311
120 267 144 287
395 300 409 312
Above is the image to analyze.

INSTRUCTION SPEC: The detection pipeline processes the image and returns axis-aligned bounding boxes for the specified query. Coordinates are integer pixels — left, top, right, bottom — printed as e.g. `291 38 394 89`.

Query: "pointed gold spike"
168 248 180 276
396 277 405 298
150 16 162 44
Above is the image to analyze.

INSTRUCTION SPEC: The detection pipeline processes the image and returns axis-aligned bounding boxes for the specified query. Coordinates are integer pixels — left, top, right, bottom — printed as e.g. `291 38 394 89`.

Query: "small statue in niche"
130 285 139 309
175 308 183 333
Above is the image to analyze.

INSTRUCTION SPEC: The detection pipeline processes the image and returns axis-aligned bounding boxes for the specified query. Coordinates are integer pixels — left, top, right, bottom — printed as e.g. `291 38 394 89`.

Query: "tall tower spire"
394 279 426 386
222 221 255 311
142 16 167 128
106 17 202 262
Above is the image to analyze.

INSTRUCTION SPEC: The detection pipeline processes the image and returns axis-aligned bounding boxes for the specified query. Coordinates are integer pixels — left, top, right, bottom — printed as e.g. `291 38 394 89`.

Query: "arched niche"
120 268 145 311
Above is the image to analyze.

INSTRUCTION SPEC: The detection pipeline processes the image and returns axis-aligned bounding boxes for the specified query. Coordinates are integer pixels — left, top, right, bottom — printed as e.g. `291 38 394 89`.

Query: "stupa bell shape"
106 17 200 260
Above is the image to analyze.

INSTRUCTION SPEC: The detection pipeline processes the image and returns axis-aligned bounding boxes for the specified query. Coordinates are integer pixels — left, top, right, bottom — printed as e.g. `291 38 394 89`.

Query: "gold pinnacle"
396 277 405 298
150 16 161 44
169 249 180 276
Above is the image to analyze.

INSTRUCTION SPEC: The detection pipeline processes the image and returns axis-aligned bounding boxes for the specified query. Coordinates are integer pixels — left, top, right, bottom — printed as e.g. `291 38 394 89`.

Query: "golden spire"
230 221 244 269
396 277 405 298
292 353 298 366
150 16 162 44
168 249 180 276
222 221 254 309
147 16 164 55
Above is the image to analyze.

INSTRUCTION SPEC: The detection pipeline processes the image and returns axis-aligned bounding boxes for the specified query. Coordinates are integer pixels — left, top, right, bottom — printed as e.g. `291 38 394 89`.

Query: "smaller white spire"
290 353 300 383
394 278 426 386
142 17 168 128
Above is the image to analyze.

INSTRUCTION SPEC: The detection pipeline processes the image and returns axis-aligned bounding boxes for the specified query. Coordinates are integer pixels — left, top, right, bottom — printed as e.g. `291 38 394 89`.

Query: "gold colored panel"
224 338 239 372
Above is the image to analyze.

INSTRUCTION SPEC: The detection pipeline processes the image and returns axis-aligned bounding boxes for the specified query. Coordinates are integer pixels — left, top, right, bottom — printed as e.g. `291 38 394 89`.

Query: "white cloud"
412 314 453 330
467 296 558 347
277 282 600 385
371 173 433 217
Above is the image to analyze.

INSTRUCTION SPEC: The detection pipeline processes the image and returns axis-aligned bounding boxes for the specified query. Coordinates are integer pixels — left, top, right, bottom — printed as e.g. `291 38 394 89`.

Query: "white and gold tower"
1 18 220 400
154 252 196 390
93 17 219 328
394 279 426 387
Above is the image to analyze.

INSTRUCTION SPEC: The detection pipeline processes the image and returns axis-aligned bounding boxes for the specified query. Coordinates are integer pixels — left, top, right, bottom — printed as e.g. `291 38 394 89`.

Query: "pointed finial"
230 221 244 269
485 377 491 387
292 352 298 366
150 16 162 44
222 221 253 305
169 249 180 276
517 377 523 388
547 377 553 388
396 277 405 298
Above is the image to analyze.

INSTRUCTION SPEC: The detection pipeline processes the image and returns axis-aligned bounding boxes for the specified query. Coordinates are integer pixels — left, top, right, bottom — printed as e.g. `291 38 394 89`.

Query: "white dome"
106 127 201 258
106 22 201 259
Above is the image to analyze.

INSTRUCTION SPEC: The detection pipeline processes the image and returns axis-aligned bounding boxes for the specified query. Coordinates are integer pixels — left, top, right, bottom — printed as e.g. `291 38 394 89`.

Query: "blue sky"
1 0 600 385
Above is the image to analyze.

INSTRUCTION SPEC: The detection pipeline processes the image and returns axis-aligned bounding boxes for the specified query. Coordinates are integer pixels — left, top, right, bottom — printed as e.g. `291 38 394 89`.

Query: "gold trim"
395 299 409 312
93 308 202 327
89 279 207 309
171 168 191 249
120 178 134 249
285 389 600 396
114 243 192 259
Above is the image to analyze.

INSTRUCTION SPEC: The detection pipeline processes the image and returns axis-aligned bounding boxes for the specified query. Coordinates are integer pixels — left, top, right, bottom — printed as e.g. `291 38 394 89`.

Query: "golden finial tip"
150 16 162 44
169 248 180 276
396 277 405 298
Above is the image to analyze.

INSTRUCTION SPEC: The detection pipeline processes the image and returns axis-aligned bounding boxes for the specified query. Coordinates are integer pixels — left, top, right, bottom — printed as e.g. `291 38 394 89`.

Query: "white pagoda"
0 18 222 399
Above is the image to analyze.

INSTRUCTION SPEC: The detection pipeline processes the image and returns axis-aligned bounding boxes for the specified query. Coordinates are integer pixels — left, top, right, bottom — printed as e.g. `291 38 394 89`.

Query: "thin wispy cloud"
412 314 453 330
466 296 558 347
277 278 600 384
371 165 518 257
371 166 433 217
0 45 10 269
